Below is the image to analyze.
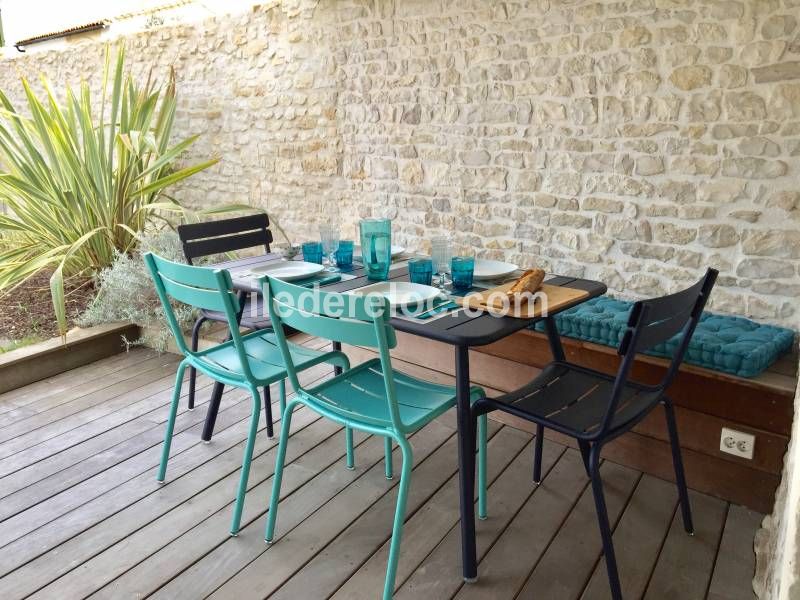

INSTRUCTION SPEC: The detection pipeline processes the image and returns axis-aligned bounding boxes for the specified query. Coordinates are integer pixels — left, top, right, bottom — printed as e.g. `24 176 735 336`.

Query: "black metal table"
206 253 606 582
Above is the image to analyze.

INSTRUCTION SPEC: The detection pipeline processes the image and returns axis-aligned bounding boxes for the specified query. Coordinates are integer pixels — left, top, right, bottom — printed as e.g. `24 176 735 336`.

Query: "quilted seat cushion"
533 296 796 378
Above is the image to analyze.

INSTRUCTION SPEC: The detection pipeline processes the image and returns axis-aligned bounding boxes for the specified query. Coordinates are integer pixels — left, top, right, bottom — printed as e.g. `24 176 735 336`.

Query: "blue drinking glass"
408 258 433 286
302 241 323 264
359 218 392 281
335 240 354 268
451 256 475 290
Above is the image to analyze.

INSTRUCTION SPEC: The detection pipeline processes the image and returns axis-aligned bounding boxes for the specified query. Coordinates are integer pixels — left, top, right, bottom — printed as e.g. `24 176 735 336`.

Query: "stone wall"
1 0 800 328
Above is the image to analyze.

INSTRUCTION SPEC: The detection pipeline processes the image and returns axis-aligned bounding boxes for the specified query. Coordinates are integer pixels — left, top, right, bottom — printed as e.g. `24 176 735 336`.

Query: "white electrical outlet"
720 427 755 460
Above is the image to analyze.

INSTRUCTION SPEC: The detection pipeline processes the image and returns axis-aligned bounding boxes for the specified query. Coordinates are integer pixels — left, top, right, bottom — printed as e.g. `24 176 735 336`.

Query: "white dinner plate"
346 281 442 309
355 245 406 258
247 260 325 281
473 259 519 281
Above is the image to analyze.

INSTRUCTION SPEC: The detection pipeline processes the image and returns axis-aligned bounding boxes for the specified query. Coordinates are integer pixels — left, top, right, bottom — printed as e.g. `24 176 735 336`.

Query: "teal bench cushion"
533 296 796 378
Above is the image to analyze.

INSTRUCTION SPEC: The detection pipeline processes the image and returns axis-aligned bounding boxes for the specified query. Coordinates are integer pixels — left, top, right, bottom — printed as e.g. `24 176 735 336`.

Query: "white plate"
473 259 519 281
355 245 406 258
346 281 442 309
246 260 325 281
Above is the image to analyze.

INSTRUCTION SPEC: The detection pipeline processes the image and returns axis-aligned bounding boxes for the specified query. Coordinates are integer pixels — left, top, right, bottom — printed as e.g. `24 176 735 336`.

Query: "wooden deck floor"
0 337 762 599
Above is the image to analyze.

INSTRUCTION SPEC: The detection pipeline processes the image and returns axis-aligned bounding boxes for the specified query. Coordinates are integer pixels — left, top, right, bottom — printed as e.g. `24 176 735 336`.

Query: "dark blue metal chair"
472 268 718 599
177 214 275 430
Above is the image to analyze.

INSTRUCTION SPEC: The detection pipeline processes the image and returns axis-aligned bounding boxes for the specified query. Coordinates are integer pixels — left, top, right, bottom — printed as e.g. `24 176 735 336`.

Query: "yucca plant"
0 44 219 337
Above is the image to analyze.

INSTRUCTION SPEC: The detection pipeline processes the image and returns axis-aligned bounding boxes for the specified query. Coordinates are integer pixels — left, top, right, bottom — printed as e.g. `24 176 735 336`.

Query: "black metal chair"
472 268 718 600
177 214 277 431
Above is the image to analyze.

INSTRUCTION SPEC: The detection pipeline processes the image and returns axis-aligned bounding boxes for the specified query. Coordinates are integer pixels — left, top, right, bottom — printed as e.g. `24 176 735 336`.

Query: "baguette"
507 268 545 302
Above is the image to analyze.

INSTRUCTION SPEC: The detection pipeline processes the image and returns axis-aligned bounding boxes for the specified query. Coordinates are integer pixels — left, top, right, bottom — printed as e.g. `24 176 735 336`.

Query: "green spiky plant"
0 44 220 338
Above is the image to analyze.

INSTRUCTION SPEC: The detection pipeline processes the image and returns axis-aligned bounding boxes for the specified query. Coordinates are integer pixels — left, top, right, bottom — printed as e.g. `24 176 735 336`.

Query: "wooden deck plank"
581 474 678 600
388 437 569 600
643 490 728 600
0 387 308 581
0 348 156 410
0 370 185 478
0 352 330 520
446 449 590 600
0 362 181 460
0 374 216 506
515 461 641 599
330 429 542 600
91 429 383 600
0 401 322 598
0 353 173 429
0 384 258 547
0 337 332 489
205 421 469 599
274 425 530 600
0 342 764 600
0 379 217 522
151 418 455 599
706 504 762 600
0 354 178 440
29 417 358 599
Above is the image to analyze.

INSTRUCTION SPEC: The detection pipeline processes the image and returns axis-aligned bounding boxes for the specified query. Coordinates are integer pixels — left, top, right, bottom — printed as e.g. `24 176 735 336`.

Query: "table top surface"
215 253 607 348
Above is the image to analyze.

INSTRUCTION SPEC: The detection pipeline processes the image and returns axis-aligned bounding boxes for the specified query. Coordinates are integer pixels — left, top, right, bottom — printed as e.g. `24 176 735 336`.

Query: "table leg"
202 292 246 442
543 316 566 361
202 382 224 442
455 345 478 582
332 341 343 375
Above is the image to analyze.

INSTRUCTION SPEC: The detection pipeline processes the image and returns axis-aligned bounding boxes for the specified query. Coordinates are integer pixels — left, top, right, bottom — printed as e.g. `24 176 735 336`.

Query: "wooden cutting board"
454 282 589 318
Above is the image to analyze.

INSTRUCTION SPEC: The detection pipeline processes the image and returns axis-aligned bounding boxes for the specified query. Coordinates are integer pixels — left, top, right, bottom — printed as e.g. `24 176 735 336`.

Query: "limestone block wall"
1 0 799 328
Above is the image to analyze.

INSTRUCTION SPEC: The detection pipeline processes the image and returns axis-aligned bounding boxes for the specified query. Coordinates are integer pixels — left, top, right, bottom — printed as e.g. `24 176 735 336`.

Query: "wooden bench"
376 329 796 514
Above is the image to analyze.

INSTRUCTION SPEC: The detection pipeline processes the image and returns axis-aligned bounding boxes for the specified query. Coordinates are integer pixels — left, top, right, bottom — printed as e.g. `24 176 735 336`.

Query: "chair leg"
279 378 287 416
588 444 622 600
330 356 353 468
187 317 205 410
664 398 694 534
477 414 488 520
263 385 274 439
265 399 299 543
533 423 544 484
382 436 413 600
384 437 393 480
578 440 592 478
344 427 355 469
230 386 262 536
157 362 188 482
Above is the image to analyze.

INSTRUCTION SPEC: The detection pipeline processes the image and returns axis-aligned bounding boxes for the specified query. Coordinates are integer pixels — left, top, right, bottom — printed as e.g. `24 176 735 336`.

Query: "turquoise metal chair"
143 252 350 536
262 276 488 600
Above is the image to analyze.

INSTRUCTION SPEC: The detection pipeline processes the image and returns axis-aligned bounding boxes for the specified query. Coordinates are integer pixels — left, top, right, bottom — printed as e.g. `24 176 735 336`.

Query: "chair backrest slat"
629 304 695 354
630 276 707 327
159 276 232 314
275 305 386 348
178 214 272 264
267 277 396 349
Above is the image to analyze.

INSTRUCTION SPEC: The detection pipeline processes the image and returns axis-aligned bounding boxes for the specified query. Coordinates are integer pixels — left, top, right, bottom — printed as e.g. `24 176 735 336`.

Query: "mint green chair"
143 252 350 536
262 276 488 600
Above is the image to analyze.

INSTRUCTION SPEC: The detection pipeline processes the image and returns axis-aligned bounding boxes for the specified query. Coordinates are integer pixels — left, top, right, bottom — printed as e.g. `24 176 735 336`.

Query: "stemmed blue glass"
320 223 340 272
430 236 452 291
